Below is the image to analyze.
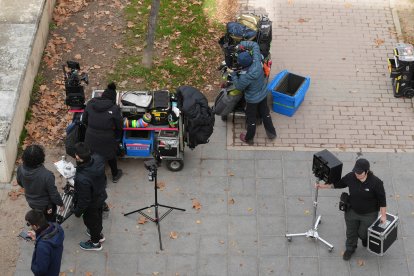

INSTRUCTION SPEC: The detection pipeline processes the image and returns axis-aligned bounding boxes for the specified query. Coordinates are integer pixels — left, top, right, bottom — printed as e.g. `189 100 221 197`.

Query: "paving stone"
256 177 283 197
199 234 228 255
76 251 107 275
228 194 256 216
284 177 313 197
255 159 283 179
348 255 380 275
201 142 228 159
257 195 285 216
137 254 167 275
227 234 258 256
228 255 258 276
258 235 288 256
198 254 227 276
227 159 256 178
166 254 198 276
258 256 289 275
228 177 256 196
257 215 286 236
199 176 228 194
319 257 349 276
289 257 319 276
107 253 138 275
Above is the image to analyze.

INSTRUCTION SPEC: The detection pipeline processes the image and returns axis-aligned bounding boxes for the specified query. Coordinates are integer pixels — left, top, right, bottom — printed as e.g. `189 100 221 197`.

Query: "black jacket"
335 172 386 214
17 165 63 210
73 155 108 216
82 97 123 160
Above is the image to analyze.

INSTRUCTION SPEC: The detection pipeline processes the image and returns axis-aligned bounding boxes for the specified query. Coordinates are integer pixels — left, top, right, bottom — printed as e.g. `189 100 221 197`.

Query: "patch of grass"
31 74 45 104
49 22 58 30
110 0 223 90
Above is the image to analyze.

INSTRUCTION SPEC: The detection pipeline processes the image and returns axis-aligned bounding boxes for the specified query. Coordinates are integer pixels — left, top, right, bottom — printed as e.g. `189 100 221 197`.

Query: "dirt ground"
1 0 414 274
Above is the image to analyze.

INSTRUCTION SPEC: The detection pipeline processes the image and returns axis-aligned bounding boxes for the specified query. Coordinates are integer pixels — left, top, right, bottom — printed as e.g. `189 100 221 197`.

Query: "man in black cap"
316 158 387 261
82 82 123 182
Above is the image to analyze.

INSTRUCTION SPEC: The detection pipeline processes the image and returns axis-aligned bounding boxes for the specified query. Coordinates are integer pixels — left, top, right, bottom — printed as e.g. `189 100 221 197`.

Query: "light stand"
124 160 185 250
285 178 334 251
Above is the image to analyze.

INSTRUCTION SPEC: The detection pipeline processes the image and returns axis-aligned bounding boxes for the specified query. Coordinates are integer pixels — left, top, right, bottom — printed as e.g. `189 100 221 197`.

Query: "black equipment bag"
149 90 170 125
65 113 86 158
339 192 350 212
212 89 243 116
257 15 272 60
176 86 215 149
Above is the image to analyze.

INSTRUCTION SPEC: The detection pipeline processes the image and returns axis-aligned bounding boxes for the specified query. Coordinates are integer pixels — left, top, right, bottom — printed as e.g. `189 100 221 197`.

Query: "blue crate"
123 130 154 157
267 70 310 117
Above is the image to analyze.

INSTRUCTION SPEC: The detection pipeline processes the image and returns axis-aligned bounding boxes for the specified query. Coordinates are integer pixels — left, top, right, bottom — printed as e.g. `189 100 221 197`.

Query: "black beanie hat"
102 82 117 102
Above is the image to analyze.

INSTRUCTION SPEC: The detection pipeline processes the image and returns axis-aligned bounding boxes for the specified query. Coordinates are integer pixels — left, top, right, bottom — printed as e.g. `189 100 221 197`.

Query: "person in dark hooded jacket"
82 82 123 183
17 145 64 222
25 209 64 276
73 142 107 251
231 41 276 145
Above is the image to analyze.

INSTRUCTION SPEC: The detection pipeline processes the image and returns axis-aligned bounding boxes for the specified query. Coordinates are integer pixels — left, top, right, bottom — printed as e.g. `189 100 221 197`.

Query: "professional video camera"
62 60 89 109
388 43 414 98
144 159 158 181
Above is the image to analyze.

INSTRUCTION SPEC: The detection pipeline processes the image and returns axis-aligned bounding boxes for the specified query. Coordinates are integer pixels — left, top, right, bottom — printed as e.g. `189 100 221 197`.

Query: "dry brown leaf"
228 171 234 176
152 272 159 276
228 198 235 205
304 210 310 215
219 240 225 244
344 3 352 8
157 181 166 190
138 217 148 224
192 199 202 210
85 272 93 276
298 197 304 202
59 272 66 276
169 231 178 239
357 259 365 266
374 38 385 47
127 21 135 28
74 54 82 60
196 220 201 224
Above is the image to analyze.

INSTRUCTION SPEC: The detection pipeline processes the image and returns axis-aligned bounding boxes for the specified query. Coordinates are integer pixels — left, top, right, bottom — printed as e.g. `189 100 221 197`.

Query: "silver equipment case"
367 212 398 256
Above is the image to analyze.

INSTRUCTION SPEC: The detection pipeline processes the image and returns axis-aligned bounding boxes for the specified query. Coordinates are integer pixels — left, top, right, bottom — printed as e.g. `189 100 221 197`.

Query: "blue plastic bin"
123 130 154 157
267 70 310 117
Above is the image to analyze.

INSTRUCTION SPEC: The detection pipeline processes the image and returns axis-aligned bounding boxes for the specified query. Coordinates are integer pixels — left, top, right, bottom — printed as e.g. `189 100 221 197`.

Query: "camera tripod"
285 179 334 252
124 165 185 250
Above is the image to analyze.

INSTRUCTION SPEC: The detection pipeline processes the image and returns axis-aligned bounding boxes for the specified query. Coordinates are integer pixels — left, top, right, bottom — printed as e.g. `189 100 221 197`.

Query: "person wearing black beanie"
82 82 123 183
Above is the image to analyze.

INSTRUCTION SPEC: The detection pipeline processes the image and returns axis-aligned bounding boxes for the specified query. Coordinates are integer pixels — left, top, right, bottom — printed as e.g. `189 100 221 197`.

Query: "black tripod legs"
124 204 185 250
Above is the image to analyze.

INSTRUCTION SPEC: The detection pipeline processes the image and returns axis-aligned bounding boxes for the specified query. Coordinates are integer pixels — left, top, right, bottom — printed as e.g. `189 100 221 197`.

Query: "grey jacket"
17 165 63 210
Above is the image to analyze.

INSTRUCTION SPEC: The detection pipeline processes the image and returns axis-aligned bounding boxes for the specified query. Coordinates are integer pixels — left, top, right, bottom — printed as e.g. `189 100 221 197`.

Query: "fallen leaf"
93 65 101 69
192 199 202 210
247 208 253 212
344 2 352 8
228 198 235 205
196 220 201 224
357 259 365 266
152 272 159 276
74 54 82 60
304 210 310 215
127 21 135 28
228 171 235 176
157 181 166 190
169 231 178 239
298 197 304 202
219 240 225 244
85 272 93 276
374 38 384 47
138 217 148 224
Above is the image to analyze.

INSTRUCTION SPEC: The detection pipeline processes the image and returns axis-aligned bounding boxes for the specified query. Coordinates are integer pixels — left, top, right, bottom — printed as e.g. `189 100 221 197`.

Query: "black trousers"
245 97 276 141
83 207 103 243
107 158 118 177
345 209 377 251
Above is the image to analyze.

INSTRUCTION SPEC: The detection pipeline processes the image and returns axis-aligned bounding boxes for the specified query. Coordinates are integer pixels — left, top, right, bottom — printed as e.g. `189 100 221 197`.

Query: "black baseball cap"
352 158 370 174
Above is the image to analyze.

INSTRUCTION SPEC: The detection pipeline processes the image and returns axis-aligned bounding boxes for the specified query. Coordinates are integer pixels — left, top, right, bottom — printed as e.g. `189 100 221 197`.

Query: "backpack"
65 113 86 158
176 86 215 149
256 15 272 60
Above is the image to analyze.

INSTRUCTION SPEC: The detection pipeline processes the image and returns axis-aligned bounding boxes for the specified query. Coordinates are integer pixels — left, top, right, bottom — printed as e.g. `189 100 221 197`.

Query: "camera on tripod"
388 43 414 98
62 60 89 109
144 159 158 181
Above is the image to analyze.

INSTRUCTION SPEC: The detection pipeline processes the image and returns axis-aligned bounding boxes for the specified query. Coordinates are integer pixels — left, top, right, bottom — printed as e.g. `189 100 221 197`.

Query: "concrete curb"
390 0 404 43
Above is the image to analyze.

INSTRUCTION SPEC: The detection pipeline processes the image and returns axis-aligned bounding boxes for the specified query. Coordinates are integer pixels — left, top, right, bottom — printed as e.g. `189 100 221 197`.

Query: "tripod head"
144 159 158 181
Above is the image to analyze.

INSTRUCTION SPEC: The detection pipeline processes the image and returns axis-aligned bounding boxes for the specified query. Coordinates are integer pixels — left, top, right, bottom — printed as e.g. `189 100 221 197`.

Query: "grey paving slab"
289 257 320 276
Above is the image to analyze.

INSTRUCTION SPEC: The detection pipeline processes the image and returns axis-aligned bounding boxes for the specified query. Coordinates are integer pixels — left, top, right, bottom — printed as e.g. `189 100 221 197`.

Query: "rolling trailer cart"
115 90 186 171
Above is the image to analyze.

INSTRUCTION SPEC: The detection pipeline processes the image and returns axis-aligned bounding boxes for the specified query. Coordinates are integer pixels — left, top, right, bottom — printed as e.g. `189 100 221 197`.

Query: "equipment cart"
93 89 186 171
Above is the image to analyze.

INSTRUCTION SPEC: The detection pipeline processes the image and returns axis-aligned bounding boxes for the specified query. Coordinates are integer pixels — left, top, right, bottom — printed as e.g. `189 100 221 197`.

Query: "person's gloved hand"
235 45 245 52
226 67 234 74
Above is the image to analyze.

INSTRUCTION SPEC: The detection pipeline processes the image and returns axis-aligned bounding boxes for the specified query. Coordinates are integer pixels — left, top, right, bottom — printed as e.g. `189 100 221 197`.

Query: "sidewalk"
232 0 414 152
8 0 414 275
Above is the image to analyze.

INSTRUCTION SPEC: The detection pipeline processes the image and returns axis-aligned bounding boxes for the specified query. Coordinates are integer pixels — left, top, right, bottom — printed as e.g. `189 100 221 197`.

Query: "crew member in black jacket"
17 145 64 222
82 82 123 183
316 158 387 261
73 142 107 251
